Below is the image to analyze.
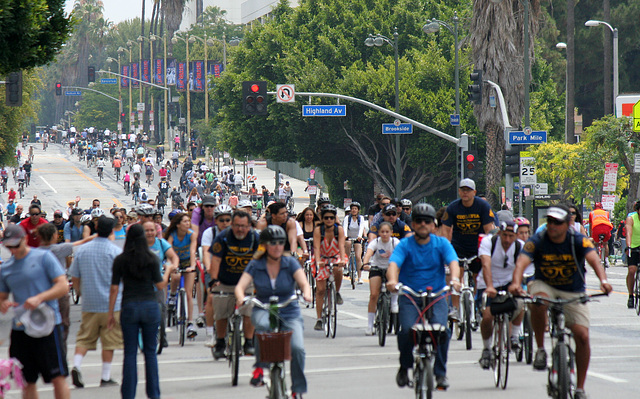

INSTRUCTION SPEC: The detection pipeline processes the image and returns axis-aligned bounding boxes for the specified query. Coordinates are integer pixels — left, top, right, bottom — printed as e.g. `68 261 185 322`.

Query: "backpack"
320 224 339 239
228 173 235 183
490 235 521 264
347 215 361 228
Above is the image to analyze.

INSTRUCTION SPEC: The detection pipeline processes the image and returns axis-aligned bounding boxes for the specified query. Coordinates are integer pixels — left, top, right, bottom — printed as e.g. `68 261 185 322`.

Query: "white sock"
73 354 84 370
367 312 375 329
511 325 521 337
206 326 214 336
483 338 492 350
101 362 112 381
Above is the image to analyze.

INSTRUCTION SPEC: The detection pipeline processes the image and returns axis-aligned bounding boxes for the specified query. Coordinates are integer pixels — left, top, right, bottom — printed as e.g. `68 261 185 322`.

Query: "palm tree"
469 0 540 205
162 0 187 53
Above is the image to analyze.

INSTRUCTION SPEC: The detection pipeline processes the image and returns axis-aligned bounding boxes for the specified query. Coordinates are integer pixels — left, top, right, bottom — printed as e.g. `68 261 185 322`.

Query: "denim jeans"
397 294 451 378
252 309 307 394
120 300 161 399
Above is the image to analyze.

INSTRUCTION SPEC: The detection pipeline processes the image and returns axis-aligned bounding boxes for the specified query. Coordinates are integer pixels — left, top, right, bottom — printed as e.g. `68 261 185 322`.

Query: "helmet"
238 200 253 209
215 204 233 217
514 217 530 227
400 199 412 207
594 202 603 209
349 201 361 209
412 203 437 219
90 208 105 218
317 197 331 206
80 214 92 224
168 209 180 220
259 225 287 244
136 204 155 216
320 204 338 217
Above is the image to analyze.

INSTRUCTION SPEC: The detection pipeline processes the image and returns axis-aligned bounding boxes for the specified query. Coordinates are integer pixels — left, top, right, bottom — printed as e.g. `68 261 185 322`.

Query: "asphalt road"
1 144 639 398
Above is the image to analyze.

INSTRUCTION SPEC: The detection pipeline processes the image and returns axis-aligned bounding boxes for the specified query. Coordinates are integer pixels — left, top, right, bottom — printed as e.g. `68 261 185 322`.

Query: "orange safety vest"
591 209 613 228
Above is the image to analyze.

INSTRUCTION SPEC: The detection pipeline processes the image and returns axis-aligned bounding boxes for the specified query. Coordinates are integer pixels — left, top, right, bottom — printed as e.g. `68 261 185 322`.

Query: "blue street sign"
65 91 82 96
450 114 460 126
382 123 413 134
508 130 547 145
302 105 346 117
514 182 521 190
100 78 117 84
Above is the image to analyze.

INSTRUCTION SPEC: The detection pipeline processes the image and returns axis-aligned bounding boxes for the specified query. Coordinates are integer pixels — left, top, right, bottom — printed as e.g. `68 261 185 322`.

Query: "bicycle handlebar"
396 284 450 298
244 293 301 309
458 256 477 264
517 291 608 306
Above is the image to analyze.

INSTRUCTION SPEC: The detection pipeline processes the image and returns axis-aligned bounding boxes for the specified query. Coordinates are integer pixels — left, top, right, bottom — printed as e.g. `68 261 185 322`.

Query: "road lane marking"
339 310 368 320
71 166 105 191
112 197 123 208
587 370 628 383
39 176 57 193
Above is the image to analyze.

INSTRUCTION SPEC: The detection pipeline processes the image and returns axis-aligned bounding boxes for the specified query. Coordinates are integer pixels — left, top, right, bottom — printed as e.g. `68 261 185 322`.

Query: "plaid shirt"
70 237 122 312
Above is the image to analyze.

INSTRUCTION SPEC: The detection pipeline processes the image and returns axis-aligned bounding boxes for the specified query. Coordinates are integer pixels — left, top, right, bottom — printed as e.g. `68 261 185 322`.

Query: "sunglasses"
217 218 231 223
30 213 41 216
54 215 62 218
402 207 411 211
570 211 577 215
385 212 397 216
323 216 336 220
203 204 215 208
547 217 565 225
267 240 285 246
414 217 434 225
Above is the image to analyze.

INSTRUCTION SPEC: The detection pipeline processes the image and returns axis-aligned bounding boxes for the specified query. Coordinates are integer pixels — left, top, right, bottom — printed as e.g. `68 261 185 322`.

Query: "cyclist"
16 167 26 191
370 196 393 226
386 203 461 391
477 220 525 369
624 200 640 308
362 221 400 335
131 179 141 202
588 202 613 267
112 156 122 179
235 225 312 397
123 171 131 194
509 204 612 399
399 198 412 224
312 204 346 331
257 202 298 256
368 204 412 242
125 147 134 166
132 162 141 181
22 161 32 186
171 150 179 170
96 157 106 178
343 202 366 284
158 163 168 180
0 167 8 190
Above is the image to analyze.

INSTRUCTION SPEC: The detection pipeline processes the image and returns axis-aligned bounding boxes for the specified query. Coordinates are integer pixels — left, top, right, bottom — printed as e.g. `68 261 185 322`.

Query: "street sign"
178 117 186 124
603 163 619 192
276 84 295 103
65 91 81 96
520 157 536 185
449 114 460 126
634 153 640 173
633 100 640 132
302 105 346 117
514 182 521 190
247 160 255 169
100 78 117 84
534 183 548 195
489 95 496 108
529 194 561 201
137 102 145 111
508 130 547 144
382 123 413 134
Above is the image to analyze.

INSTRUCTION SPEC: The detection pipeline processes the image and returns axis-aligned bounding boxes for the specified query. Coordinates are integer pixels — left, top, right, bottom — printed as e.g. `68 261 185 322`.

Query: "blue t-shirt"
244 256 301 318
521 230 595 292
369 219 412 239
389 235 458 292
442 197 495 255
210 228 260 285
150 238 172 272
0 248 65 328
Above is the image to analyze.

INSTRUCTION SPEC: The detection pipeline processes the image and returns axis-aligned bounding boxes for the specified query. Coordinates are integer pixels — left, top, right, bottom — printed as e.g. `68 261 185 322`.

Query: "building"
179 0 300 29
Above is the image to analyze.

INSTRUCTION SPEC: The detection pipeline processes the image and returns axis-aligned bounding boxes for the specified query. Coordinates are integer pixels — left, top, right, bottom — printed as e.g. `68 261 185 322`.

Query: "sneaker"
448 306 460 322
336 293 344 305
628 295 634 309
436 376 449 390
213 344 226 360
510 336 521 352
243 339 255 356
292 393 304 399
204 335 215 348
357 279 364 285
574 389 588 399
479 348 492 369
195 315 205 328
250 367 264 387
99 379 118 387
396 367 409 388
365 327 374 336
390 302 399 313
71 367 84 388
187 323 197 338
161 337 169 348
314 320 323 331
533 348 548 370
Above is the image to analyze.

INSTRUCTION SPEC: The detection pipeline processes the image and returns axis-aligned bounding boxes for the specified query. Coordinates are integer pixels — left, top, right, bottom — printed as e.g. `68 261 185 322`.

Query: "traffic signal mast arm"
57 85 121 103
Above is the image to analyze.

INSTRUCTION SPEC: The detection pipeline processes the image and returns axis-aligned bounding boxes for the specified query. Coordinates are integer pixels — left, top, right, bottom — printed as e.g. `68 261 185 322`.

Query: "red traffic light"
56 83 61 88
466 153 475 162
250 84 260 93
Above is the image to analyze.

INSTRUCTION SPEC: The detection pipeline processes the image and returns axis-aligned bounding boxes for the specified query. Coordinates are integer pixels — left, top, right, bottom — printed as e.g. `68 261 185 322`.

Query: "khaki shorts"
75 312 124 350
528 280 590 328
211 284 252 321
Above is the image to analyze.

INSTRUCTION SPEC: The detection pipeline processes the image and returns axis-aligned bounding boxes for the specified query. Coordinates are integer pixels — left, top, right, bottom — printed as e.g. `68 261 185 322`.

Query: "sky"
64 0 154 24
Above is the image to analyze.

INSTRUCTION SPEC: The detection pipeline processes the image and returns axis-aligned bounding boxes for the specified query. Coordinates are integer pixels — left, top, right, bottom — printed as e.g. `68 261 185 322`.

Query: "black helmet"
349 201 361 209
412 203 437 218
320 204 338 217
259 225 287 244
317 196 331 206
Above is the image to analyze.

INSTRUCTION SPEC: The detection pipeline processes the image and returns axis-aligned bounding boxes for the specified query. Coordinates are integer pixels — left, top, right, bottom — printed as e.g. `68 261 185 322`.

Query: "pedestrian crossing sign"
633 100 640 132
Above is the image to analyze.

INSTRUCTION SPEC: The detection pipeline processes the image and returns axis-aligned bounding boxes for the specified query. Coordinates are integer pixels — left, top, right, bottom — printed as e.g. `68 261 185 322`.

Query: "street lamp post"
118 45 133 133
365 28 402 198
172 34 191 142
151 33 170 146
585 19 618 115
106 56 123 132
189 33 213 127
556 42 570 142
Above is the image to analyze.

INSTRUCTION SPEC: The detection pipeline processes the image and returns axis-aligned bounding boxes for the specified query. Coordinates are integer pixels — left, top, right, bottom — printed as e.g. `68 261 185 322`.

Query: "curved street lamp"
118 45 133 133
172 33 192 138
585 19 618 115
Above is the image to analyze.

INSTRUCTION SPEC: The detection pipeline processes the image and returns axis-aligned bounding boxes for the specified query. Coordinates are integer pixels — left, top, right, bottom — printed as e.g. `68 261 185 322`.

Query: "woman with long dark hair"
107 224 176 399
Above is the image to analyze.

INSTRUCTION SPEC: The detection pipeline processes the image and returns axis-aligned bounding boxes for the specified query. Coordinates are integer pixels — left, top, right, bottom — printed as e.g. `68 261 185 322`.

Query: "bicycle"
1 176 7 193
454 256 478 350
515 273 534 364
595 234 607 267
210 291 244 386
522 292 608 399
346 238 358 290
321 256 338 339
397 284 449 399
146 173 153 186
633 250 640 315
114 167 120 182
371 266 391 347
97 167 103 181
303 239 315 308
485 291 517 390
167 269 190 347
248 293 301 399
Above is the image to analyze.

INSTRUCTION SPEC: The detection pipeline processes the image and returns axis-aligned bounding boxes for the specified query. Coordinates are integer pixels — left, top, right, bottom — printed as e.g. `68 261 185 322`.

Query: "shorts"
211 284 252 321
75 311 123 350
628 247 640 267
476 283 523 318
528 280 590 328
592 225 611 243
368 267 387 279
10 324 68 383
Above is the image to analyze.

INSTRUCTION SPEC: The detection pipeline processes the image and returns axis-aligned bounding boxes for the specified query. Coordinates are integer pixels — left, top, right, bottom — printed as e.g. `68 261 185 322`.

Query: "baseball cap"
499 220 516 232
384 204 398 214
547 206 570 223
14 303 55 338
202 195 216 206
2 225 25 246
459 178 476 190
53 210 63 217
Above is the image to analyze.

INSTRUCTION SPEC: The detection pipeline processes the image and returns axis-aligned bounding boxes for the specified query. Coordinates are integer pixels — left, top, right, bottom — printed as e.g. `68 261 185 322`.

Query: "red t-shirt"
7 190 16 201
19 217 48 247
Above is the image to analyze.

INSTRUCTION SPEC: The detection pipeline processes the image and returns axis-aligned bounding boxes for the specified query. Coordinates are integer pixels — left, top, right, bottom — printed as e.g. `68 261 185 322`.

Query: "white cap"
16 303 55 338
459 178 476 190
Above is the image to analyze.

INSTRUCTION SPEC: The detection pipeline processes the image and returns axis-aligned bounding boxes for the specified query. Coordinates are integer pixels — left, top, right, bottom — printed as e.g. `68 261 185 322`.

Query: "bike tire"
377 297 388 347
178 290 186 347
231 316 241 386
524 311 533 365
323 287 331 338
270 365 286 399
349 254 356 290
426 358 434 399
330 284 337 338
499 317 509 389
492 319 501 387
555 343 570 399
71 288 80 305
463 293 472 350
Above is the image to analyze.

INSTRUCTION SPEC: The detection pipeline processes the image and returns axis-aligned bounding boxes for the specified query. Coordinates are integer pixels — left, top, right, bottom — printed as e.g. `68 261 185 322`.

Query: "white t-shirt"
234 174 244 185
132 164 141 174
367 237 400 269
477 235 525 289
342 214 365 239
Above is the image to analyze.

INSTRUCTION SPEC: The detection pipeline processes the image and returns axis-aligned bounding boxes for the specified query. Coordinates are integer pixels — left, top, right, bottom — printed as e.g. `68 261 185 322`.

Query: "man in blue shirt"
387 204 461 391
64 208 85 243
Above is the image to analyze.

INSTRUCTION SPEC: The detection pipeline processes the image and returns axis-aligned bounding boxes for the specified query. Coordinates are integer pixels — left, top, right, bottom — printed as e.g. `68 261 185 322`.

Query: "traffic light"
88 66 96 83
505 147 520 175
463 150 479 179
242 81 268 116
468 69 483 104
55 82 62 96
5 71 22 107
120 112 125 120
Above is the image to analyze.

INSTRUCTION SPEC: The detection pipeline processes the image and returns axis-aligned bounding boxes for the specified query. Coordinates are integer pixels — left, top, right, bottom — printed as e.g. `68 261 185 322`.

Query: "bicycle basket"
255 330 292 363
489 294 517 316
411 323 447 347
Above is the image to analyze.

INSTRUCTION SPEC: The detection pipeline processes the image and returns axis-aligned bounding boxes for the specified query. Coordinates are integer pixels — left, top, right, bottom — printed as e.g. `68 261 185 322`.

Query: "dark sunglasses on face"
217 218 231 223
4 244 20 249
570 211 577 215
414 217 434 225
203 205 215 208
323 216 335 220
547 217 565 225
267 240 285 246
402 207 411 211
385 212 397 217
30 213 40 216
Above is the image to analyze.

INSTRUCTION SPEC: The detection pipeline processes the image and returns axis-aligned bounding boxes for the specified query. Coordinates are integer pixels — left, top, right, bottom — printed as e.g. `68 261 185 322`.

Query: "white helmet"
80 214 92 224
215 204 233 217
90 208 105 218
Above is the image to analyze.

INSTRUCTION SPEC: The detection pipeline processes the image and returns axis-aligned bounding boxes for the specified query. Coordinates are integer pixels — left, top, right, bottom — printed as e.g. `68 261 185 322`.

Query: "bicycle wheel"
499 317 509 389
270 365 286 399
463 293 472 350
330 284 337 338
323 286 331 338
377 296 388 347
635 271 640 315
71 287 80 304
555 343 570 399
426 357 434 399
413 358 428 399
523 311 533 364
492 319 501 387
230 316 241 386
157 315 165 355
349 254 356 289
178 290 186 347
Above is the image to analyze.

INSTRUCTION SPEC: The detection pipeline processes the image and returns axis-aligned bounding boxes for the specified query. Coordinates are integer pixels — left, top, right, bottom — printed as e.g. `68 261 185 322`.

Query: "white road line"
587 370 628 383
339 310 368 320
39 175 58 193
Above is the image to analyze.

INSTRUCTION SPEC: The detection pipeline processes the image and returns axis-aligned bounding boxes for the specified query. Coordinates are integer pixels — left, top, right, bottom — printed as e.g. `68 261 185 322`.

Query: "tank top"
302 223 314 240
171 230 193 268
631 213 640 248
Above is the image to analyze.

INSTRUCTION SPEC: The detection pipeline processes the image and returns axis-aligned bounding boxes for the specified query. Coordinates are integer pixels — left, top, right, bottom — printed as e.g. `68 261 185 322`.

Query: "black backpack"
490 235 521 263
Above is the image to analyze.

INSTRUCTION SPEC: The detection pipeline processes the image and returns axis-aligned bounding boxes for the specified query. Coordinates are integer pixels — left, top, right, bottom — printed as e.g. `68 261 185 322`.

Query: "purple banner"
141 60 151 83
131 62 139 88
193 60 205 92
154 59 164 85
177 62 186 92
121 65 129 88
166 59 176 85
207 61 224 77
